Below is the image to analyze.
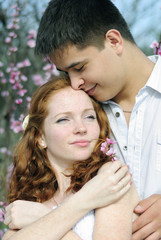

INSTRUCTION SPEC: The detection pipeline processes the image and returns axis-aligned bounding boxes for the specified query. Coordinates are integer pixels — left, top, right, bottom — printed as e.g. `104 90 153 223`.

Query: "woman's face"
40 86 100 170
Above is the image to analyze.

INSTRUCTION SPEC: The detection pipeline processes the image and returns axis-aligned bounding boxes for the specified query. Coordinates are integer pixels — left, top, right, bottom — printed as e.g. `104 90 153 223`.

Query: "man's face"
50 42 126 102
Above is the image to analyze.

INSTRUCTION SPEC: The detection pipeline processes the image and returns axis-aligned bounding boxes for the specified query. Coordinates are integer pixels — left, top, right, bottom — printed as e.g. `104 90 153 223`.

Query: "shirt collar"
103 55 161 105
146 55 161 94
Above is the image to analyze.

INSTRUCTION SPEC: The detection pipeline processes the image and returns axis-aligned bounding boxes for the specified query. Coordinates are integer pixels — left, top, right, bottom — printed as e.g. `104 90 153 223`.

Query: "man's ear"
104 29 123 55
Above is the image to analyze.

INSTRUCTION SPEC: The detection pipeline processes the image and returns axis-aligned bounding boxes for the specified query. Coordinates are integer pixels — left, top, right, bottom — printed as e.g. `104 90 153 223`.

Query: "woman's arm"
3 229 82 240
93 165 140 240
4 161 132 240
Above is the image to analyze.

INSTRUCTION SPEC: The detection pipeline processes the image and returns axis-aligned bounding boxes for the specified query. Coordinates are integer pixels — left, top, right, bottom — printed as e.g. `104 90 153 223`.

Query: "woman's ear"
38 134 47 149
104 29 123 55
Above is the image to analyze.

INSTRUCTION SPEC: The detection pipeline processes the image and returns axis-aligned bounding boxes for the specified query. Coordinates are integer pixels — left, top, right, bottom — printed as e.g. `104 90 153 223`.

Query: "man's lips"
86 85 97 96
71 140 90 147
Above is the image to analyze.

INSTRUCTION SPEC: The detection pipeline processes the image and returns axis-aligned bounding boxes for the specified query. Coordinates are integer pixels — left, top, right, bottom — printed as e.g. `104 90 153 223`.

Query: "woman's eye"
56 118 68 123
86 115 96 120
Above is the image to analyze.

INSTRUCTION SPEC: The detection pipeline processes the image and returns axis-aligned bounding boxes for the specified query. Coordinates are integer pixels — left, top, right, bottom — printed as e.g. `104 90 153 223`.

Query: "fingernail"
135 205 142 210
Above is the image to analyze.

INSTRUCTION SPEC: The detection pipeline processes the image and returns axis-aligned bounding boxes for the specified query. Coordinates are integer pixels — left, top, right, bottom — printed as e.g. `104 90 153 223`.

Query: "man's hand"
132 194 161 240
4 200 51 230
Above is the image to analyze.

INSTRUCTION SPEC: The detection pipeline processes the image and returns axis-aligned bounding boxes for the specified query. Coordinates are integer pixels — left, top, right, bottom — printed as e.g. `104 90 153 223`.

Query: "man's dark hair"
35 0 135 56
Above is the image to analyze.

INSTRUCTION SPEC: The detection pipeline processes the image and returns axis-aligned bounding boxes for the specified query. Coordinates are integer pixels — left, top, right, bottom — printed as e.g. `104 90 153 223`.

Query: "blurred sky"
113 0 161 48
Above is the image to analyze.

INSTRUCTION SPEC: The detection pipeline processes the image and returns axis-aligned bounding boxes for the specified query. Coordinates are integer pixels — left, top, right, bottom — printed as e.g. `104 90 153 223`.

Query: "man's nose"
70 74 85 90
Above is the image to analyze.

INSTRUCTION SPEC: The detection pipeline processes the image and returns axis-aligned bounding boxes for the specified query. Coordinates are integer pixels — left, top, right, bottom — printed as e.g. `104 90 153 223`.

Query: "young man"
5 0 161 239
34 0 161 239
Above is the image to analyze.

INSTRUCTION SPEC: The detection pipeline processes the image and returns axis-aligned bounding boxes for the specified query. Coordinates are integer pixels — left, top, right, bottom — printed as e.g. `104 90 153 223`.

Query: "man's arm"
132 194 161 240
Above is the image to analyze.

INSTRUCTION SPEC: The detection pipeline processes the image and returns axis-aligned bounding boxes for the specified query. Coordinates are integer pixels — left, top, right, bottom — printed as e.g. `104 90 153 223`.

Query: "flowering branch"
100 138 118 161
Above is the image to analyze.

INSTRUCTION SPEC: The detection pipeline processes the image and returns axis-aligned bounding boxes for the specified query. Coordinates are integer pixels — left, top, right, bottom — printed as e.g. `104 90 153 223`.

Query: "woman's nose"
73 120 87 134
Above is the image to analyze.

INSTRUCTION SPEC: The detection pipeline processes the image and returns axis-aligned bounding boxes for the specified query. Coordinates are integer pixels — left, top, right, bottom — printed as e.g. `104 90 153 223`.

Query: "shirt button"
115 112 120 118
123 146 128 151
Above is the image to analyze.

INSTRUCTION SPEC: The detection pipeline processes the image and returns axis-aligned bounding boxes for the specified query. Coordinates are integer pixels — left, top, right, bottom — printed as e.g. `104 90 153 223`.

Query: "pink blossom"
43 63 53 71
10 119 23 133
12 82 23 90
105 147 115 156
0 71 4 77
9 47 18 52
13 24 20 30
32 74 44 86
7 163 14 188
158 49 161 56
1 78 7 84
10 71 20 79
26 96 31 102
1 91 9 97
12 12 19 17
100 141 107 153
150 40 158 48
0 208 5 222
27 39 36 48
7 23 15 29
9 31 17 38
17 89 27 96
105 137 117 145
0 128 4 134
17 62 24 68
20 75 27 81
0 147 8 154
13 18 20 23
15 98 23 104
27 29 37 39
22 59 31 67
19 114 25 121
100 138 117 160
0 61 4 67
0 230 4 238
5 37 11 43
12 5 18 9
45 71 52 82
52 68 60 76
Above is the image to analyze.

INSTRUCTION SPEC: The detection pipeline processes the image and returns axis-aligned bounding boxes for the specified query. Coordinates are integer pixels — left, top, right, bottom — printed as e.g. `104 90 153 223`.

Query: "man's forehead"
49 44 83 70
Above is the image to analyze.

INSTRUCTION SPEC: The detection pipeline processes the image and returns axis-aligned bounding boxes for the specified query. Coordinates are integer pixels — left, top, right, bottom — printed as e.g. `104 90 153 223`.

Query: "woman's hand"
4 200 51 229
80 160 132 210
4 161 131 232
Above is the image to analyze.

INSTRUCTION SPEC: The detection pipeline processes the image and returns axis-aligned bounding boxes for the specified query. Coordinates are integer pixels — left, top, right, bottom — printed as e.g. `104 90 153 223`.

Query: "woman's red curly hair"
8 76 112 203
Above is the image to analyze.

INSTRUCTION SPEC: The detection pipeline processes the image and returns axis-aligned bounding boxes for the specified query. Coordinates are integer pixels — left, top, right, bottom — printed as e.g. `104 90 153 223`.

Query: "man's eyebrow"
66 61 81 70
56 61 82 72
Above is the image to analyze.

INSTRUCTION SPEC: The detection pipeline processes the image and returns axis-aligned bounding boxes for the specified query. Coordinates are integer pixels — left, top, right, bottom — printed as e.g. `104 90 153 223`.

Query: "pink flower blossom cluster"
150 40 161 56
0 202 8 238
0 147 11 156
100 138 118 161
27 29 37 48
10 114 24 133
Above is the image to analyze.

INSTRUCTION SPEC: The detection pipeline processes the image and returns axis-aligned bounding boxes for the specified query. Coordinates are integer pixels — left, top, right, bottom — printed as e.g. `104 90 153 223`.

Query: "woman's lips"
72 140 90 147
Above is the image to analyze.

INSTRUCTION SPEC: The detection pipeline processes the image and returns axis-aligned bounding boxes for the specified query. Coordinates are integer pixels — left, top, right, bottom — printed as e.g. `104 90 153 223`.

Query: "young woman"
3 76 139 240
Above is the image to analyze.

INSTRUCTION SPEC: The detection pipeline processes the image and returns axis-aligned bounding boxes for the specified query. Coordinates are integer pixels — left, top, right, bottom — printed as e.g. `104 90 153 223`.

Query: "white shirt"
102 55 161 200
